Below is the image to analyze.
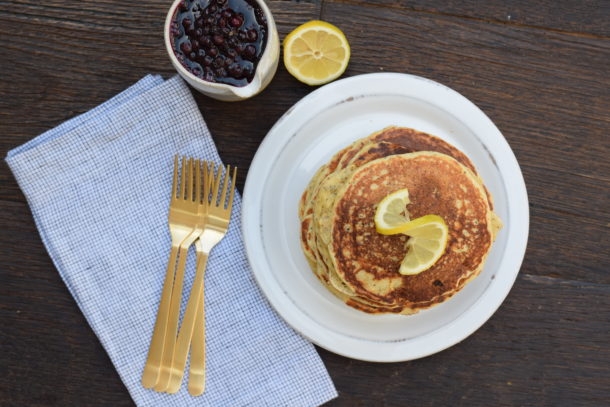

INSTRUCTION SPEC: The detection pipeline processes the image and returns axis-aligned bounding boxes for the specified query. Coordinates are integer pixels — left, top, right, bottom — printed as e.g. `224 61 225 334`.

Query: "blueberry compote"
170 0 267 87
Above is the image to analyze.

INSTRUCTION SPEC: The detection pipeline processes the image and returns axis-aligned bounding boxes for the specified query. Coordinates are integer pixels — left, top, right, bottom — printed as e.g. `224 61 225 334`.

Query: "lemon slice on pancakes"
374 188 411 235
283 20 350 86
375 189 449 275
396 215 449 275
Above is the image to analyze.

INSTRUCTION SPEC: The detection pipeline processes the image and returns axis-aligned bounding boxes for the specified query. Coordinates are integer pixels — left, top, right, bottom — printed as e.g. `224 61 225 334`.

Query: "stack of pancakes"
299 127 502 314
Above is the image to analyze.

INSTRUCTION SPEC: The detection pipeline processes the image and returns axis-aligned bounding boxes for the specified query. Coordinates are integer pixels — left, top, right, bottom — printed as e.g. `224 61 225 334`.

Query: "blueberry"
243 44 256 59
228 63 242 78
201 36 213 48
204 71 215 82
243 70 253 80
227 48 238 59
180 41 192 54
213 56 225 68
246 29 258 42
213 34 224 46
242 61 254 77
230 16 243 27
227 37 238 48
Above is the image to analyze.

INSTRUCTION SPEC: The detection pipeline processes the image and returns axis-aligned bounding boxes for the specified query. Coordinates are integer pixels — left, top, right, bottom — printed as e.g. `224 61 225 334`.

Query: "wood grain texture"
321 1 610 285
323 274 610 406
327 0 610 37
1 0 610 405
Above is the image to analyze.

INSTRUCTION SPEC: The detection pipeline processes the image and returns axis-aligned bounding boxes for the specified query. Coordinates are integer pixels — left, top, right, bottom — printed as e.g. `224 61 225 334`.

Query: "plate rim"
242 72 529 362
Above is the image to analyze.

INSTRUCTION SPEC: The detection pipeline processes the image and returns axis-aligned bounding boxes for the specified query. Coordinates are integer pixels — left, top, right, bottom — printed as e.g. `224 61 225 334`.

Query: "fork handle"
166 251 208 394
141 243 180 388
189 280 206 396
154 235 198 392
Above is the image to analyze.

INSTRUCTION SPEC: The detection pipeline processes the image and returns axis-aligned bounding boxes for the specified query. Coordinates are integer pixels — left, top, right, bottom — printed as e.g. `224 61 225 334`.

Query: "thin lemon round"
398 215 449 275
283 20 350 86
374 188 411 235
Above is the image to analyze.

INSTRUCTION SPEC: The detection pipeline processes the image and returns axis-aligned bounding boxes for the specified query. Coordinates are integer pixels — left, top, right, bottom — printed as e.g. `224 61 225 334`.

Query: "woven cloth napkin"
5 75 337 407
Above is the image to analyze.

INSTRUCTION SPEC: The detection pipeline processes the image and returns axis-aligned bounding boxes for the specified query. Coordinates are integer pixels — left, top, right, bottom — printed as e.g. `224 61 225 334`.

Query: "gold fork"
188 163 216 396
166 164 237 395
142 156 201 389
154 158 206 392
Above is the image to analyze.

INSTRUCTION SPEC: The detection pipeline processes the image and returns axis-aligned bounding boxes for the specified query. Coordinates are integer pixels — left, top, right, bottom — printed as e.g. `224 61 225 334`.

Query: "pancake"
300 126 484 222
299 127 502 314
301 127 484 290
328 152 497 311
312 142 413 295
298 126 491 266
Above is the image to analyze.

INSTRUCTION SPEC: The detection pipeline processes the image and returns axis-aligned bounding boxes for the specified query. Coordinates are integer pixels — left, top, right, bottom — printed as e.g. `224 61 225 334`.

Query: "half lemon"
283 20 350 86
397 215 449 275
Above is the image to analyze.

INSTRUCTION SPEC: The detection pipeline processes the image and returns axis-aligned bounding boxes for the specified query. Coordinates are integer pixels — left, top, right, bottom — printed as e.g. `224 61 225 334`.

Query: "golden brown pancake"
300 126 483 221
328 152 497 310
312 142 413 295
299 127 502 314
300 127 482 286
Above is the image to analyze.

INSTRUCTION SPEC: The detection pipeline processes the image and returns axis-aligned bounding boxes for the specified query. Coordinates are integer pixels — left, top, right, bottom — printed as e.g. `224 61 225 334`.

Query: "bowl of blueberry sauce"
165 0 279 101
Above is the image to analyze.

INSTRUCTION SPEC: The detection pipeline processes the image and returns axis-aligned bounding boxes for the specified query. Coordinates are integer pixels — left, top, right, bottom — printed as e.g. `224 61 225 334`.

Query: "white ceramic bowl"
164 0 280 101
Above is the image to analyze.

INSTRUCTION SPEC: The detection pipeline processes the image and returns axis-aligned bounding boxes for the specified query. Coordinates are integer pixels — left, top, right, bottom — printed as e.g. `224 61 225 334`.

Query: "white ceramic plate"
242 73 529 362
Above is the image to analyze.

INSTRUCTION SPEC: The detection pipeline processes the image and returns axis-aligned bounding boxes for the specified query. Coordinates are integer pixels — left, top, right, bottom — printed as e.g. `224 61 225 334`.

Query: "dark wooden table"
1 1 609 405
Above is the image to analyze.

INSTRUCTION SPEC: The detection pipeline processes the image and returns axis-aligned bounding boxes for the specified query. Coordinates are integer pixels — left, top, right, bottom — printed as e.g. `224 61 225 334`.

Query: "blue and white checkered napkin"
6 75 337 407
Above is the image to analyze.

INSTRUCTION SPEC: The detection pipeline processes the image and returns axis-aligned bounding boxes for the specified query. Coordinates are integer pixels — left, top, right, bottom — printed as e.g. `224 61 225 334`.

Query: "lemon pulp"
374 188 411 235
283 20 350 86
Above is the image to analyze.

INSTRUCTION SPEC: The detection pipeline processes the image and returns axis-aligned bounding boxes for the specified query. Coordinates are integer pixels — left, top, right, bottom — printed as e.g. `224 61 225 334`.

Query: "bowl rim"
163 0 276 91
